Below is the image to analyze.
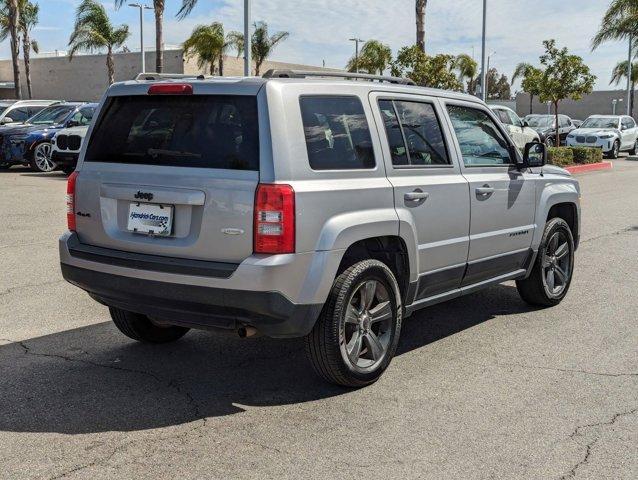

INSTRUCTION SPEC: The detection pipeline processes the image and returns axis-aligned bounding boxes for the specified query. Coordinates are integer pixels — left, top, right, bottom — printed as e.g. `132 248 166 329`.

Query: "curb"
564 161 613 174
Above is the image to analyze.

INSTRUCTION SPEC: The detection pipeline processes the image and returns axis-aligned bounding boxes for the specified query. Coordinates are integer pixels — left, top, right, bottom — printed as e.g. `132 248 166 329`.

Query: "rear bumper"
61 264 322 338
59 232 343 338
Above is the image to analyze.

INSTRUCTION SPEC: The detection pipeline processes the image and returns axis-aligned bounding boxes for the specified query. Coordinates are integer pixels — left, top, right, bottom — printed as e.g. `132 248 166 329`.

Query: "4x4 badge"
134 191 154 201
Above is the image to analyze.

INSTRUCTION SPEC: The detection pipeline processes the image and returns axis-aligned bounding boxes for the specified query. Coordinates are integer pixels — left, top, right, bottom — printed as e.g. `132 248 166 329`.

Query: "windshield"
581 117 619 129
85 95 259 170
527 116 554 128
0 106 8 116
28 105 75 125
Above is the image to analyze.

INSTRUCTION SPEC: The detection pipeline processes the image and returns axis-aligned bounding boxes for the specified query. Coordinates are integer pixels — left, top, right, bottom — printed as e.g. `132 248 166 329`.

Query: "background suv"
525 114 577 147
60 72 581 387
490 105 540 148
566 114 638 158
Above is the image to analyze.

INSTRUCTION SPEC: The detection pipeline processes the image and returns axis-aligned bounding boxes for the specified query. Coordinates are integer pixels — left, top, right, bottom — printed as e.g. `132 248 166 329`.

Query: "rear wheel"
629 139 638 156
304 259 402 388
29 142 57 172
109 307 190 343
516 218 574 307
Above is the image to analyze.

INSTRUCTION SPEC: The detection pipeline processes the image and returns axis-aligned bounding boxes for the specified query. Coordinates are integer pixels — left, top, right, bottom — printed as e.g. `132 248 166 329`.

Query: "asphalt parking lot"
1 161 637 480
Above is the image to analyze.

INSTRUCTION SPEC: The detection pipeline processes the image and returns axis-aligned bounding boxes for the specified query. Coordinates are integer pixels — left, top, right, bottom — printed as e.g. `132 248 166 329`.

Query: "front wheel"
516 218 575 307
545 136 554 148
629 139 638 156
304 260 402 388
607 140 620 159
29 142 57 172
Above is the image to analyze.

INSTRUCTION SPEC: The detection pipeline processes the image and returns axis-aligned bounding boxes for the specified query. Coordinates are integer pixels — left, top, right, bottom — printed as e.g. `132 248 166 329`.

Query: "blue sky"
1 0 631 91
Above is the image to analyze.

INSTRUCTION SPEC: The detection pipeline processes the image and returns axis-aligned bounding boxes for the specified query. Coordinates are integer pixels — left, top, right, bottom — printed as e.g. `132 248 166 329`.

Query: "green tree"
452 53 478 94
115 0 165 73
537 40 596 146
391 45 462 90
513 62 543 114
3 0 21 98
611 59 638 116
346 40 392 75
416 0 427 51
68 0 130 85
485 67 511 100
251 21 289 76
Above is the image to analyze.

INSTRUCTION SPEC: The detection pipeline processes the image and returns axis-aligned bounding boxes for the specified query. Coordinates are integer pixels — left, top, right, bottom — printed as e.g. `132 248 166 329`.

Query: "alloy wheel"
34 143 56 172
541 231 572 297
341 279 393 372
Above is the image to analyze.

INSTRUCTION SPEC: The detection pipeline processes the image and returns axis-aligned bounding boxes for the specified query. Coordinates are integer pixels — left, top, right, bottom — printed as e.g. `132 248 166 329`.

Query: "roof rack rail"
135 73 210 81
262 69 415 86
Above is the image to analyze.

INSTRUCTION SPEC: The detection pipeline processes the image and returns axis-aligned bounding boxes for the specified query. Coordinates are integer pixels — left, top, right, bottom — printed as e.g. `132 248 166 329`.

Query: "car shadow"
0 284 533 434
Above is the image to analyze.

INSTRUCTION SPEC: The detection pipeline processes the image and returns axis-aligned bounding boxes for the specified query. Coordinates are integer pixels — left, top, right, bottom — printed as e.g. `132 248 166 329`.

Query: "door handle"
404 190 429 203
475 185 495 197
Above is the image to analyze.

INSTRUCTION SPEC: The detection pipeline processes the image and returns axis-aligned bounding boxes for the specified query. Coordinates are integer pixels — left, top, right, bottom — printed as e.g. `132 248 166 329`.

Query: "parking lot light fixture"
244 0 251 76
349 38 365 73
128 3 153 73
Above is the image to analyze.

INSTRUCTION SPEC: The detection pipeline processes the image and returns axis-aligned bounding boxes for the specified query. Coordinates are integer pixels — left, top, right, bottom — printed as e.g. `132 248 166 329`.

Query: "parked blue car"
0 102 97 172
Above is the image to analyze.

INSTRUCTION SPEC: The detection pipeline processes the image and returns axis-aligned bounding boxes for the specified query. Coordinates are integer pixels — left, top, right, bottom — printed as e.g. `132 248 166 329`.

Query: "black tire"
304 259 403 388
61 165 75 175
109 307 190 343
544 136 554 148
0 162 9 170
629 140 638 156
29 142 56 172
607 140 620 159
516 218 575 307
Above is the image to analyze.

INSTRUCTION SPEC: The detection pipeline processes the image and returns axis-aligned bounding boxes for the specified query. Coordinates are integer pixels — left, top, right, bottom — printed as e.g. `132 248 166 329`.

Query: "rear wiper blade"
147 148 202 158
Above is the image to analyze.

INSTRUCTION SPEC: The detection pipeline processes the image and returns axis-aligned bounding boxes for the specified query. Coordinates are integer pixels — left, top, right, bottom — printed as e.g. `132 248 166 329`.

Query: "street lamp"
244 0 251 76
128 3 152 73
480 0 487 101
485 50 495 97
612 98 623 115
349 37 365 73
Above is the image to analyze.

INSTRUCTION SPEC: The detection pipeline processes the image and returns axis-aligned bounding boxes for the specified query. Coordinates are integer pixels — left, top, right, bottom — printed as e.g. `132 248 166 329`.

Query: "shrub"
567 146 603 164
547 147 574 166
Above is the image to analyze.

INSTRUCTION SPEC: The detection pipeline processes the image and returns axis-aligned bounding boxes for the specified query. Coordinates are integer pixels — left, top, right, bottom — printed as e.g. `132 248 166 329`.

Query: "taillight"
66 171 78 231
148 83 193 95
254 184 295 254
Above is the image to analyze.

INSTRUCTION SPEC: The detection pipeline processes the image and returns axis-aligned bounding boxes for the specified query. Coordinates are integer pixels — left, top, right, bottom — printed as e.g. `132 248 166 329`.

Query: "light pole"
349 38 365 73
612 98 623 115
128 3 152 73
244 0 251 76
627 37 632 116
485 51 495 99
480 0 487 101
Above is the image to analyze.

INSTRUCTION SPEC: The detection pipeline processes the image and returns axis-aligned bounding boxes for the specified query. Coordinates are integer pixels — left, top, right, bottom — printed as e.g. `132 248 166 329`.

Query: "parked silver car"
60 71 581 387
566 114 638 158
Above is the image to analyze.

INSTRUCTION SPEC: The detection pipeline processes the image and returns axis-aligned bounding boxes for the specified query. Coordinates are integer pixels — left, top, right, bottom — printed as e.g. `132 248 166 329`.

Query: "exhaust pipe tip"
237 326 259 338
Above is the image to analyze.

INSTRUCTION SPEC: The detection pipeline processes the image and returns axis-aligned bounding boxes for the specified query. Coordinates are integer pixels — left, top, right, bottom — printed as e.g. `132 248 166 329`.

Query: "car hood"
571 128 620 136
4 124 62 137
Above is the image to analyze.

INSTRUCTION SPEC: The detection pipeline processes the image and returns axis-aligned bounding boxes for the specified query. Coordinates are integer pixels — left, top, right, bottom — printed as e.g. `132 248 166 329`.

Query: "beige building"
0 49 337 101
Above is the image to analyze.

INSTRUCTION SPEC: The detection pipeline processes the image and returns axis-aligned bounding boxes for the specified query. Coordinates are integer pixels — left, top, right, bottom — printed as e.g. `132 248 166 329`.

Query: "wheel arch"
534 184 580 250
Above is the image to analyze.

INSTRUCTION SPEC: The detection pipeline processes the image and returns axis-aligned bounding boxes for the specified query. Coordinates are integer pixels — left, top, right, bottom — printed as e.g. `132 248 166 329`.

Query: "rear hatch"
74 82 263 264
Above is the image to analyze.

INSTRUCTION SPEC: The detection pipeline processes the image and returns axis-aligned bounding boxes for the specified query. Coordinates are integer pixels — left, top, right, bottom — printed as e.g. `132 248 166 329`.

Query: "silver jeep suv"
60 71 580 387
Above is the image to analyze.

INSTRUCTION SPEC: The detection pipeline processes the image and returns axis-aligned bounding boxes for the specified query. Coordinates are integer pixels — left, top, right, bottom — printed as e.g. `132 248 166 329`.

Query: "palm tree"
18 0 39 99
346 40 392 75
611 59 638 116
68 0 130 85
182 23 224 76
115 0 165 73
513 62 542 114
592 0 638 50
3 0 22 99
453 54 477 94
416 0 427 52
221 22 289 76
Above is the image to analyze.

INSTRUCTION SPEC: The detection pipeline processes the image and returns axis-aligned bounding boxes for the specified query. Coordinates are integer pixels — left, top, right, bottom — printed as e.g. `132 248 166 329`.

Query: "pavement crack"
579 226 635 245
558 406 638 480
0 279 63 297
477 361 638 378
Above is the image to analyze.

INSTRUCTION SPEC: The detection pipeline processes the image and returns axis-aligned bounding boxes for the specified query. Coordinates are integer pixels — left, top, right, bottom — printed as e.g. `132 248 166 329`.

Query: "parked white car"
489 105 540 149
565 115 638 158
51 125 89 174
0 99 60 126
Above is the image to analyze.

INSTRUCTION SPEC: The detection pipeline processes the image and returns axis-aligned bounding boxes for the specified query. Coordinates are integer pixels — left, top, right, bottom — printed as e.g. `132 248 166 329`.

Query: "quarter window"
300 96 375 170
378 99 450 166
447 105 513 167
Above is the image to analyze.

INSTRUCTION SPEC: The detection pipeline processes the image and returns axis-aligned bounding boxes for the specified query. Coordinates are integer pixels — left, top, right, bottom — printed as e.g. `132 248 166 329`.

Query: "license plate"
127 202 173 236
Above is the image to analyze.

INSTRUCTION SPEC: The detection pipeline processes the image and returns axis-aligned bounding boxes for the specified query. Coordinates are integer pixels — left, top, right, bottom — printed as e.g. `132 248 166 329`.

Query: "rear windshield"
85 95 259 170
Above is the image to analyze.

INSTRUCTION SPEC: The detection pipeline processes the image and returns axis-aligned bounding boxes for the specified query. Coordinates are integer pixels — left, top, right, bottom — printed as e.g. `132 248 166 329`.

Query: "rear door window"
85 95 259 170
300 95 375 170
378 99 450 167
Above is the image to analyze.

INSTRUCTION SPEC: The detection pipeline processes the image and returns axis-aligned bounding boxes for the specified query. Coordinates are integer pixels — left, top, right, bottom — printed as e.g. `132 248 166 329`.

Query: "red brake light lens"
254 184 295 254
66 171 78 231
148 83 193 95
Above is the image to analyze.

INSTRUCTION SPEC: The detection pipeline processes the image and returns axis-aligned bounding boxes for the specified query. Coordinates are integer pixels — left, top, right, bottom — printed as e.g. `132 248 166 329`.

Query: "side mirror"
522 120 529 128
1 117 14 124
66 120 79 128
523 142 546 168
621 124 628 131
